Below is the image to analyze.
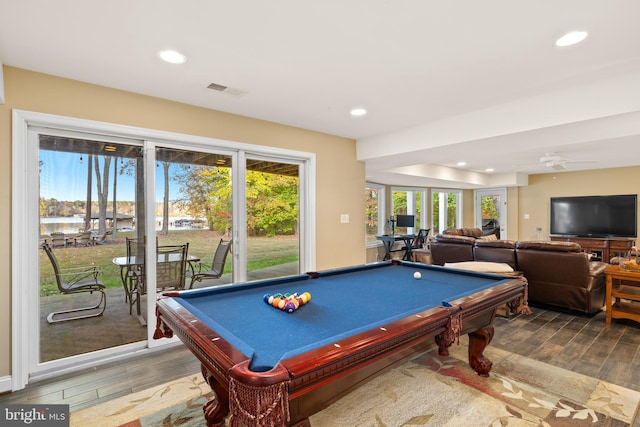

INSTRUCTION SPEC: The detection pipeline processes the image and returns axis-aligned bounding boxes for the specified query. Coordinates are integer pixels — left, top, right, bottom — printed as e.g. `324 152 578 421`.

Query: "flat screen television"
395 215 415 228
550 194 637 238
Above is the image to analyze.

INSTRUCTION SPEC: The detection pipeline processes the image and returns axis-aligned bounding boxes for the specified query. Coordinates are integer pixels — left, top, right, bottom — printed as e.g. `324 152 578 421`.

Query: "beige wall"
517 167 640 241
0 66 365 379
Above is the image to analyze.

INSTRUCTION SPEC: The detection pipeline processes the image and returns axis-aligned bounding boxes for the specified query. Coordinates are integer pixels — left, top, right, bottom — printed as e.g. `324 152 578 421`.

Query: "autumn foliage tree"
173 165 298 237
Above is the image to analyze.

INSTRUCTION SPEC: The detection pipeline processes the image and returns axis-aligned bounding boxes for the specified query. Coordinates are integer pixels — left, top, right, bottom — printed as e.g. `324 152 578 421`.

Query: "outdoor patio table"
112 254 200 325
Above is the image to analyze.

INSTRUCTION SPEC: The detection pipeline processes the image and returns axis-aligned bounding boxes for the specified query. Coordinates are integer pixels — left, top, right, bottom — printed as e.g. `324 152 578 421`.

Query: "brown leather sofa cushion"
430 235 475 265
473 240 517 269
443 227 483 238
474 239 516 249
434 234 476 245
515 241 581 252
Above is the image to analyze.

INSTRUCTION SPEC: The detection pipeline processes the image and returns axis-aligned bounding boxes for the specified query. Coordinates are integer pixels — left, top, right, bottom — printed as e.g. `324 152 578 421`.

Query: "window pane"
432 190 460 234
246 159 300 280
157 147 234 288
391 189 422 235
365 186 379 244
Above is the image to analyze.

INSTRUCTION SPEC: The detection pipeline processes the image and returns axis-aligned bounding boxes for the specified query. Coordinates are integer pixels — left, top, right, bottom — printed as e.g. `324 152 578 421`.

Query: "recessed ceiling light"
350 108 367 117
158 49 187 64
457 162 466 167
485 168 494 172
555 31 588 47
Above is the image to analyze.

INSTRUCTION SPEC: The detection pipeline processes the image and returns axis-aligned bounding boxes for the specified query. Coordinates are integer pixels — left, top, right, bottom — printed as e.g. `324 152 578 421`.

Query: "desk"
605 265 640 324
113 254 200 325
156 261 527 426
376 234 415 260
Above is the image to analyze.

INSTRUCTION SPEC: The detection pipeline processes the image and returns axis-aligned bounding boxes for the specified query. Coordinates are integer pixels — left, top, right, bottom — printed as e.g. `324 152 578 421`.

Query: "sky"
39 150 182 202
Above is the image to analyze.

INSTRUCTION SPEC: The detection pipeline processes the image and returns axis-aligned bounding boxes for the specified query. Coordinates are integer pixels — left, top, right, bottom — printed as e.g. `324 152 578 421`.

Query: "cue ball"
413 272 422 279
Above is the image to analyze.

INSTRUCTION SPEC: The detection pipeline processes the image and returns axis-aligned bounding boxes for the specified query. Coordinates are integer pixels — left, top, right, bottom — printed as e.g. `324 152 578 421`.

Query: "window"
365 183 385 245
432 189 462 234
391 187 426 235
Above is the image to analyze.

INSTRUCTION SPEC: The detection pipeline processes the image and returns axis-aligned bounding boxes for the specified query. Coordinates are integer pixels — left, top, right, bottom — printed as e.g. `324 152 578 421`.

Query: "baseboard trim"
0 375 12 394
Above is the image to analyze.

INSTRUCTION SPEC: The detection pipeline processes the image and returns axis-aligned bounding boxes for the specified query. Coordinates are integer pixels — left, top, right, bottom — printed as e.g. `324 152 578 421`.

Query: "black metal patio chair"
187 239 231 289
41 242 106 323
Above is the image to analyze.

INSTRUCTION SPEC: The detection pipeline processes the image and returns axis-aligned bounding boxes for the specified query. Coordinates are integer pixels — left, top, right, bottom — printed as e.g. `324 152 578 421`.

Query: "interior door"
474 188 507 239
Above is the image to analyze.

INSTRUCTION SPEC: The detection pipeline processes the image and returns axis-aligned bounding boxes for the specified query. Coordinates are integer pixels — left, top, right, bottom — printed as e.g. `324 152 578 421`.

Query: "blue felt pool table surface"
172 262 511 371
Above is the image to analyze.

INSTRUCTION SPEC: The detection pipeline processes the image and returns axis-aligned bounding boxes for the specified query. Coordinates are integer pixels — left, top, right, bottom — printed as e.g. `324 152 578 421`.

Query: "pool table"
155 260 527 427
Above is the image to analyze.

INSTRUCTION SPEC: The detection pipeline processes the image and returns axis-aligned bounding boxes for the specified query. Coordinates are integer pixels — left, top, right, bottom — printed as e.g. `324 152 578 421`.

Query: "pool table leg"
468 325 494 377
201 365 229 427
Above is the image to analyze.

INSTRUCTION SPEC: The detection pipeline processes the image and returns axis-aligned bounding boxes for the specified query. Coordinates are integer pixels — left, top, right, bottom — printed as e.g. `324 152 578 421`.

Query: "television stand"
550 236 635 262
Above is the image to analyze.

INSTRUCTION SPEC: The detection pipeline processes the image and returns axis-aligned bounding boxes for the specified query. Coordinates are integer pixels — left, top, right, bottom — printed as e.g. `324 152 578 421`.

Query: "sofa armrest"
589 261 609 277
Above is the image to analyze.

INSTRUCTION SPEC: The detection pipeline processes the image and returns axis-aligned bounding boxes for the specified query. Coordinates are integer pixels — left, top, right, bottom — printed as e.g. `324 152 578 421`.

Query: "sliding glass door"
38 135 146 362
14 110 314 388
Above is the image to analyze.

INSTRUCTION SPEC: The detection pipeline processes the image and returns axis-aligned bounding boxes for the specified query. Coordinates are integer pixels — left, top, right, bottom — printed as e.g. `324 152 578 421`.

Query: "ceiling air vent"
207 82 246 98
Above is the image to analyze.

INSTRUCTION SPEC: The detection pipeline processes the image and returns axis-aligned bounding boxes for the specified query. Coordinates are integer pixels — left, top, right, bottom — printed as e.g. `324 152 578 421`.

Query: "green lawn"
40 230 299 296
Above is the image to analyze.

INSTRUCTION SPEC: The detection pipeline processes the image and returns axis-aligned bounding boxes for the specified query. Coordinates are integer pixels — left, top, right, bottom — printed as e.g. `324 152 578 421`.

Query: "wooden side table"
604 265 640 324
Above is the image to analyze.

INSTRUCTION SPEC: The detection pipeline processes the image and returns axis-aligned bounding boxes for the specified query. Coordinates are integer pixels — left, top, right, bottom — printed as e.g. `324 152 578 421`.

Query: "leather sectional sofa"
429 229 609 314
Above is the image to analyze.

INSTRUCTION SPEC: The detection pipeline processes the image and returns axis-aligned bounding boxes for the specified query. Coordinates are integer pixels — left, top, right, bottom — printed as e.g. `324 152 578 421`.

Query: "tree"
160 162 170 235
174 165 231 233
174 165 298 236
83 155 93 231
246 171 298 236
94 155 112 235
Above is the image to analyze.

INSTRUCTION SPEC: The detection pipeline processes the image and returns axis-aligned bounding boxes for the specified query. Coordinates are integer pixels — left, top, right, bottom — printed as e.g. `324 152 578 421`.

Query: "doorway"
474 188 507 239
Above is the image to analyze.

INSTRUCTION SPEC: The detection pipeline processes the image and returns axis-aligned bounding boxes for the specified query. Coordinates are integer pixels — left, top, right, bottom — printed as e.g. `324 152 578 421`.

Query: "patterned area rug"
72 338 640 426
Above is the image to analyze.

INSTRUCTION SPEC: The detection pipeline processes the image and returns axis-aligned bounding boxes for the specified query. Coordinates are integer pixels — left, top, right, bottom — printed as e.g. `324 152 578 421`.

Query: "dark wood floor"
1 305 639 413
492 304 640 392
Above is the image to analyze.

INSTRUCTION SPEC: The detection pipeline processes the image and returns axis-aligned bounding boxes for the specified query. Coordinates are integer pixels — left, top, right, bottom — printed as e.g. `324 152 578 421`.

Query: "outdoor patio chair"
157 243 189 291
42 242 106 323
92 228 113 244
50 232 67 247
73 231 94 246
187 239 231 289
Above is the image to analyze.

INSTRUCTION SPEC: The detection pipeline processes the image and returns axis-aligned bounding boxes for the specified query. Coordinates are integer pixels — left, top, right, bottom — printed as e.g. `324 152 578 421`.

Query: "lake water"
40 217 203 235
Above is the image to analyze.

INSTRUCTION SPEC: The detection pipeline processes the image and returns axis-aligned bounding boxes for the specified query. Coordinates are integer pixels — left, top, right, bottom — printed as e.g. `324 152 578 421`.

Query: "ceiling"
2 1 640 188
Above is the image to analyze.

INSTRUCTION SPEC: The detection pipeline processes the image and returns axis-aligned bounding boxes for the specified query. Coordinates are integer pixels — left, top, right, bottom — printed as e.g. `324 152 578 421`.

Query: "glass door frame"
474 188 507 240
12 109 316 390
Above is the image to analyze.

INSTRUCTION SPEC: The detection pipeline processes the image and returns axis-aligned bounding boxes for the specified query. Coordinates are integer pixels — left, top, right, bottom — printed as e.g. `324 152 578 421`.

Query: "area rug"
72 338 640 426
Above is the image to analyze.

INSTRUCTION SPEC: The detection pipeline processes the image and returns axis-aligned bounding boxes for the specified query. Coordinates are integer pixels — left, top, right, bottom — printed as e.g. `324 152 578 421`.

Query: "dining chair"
156 243 190 291
187 239 231 289
402 228 430 260
41 242 106 323
125 237 146 314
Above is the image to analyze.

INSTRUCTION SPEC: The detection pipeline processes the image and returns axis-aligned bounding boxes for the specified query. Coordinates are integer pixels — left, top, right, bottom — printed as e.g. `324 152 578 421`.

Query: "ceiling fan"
517 152 596 171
